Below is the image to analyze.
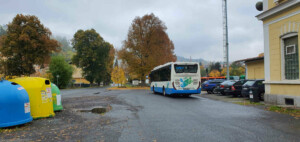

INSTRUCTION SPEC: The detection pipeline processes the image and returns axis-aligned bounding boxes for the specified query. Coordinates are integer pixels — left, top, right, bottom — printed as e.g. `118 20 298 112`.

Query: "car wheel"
212 88 217 94
207 91 211 94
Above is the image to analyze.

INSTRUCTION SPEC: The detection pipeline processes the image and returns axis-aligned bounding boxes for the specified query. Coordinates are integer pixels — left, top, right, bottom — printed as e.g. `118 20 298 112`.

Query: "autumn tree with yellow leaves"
221 62 245 76
111 67 126 87
209 70 221 77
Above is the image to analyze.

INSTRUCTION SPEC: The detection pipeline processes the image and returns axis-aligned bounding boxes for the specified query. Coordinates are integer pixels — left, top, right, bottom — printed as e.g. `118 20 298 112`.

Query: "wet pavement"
1 88 300 142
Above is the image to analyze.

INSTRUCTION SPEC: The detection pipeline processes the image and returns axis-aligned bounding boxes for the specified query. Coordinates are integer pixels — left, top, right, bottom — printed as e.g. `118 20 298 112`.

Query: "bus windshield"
174 64 198 73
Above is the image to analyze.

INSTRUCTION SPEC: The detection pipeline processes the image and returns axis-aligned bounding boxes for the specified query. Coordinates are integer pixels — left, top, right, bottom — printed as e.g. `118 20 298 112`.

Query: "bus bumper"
166 88 201 95
151 87 201 95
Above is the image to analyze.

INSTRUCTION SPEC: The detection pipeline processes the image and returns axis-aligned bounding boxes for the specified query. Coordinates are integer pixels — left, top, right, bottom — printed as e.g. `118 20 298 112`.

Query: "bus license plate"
183 88 190 90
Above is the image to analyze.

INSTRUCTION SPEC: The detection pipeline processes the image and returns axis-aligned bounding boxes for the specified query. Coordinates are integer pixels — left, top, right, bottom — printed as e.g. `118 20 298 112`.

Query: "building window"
284 36 299 80
286 45 296 55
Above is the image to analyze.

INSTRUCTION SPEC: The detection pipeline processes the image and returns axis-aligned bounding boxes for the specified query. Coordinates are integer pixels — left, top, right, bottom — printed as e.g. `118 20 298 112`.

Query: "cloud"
0 0 264 61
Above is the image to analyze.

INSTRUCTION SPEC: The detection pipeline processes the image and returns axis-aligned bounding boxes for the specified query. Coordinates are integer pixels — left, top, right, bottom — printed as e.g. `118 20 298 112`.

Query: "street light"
56 74 60 86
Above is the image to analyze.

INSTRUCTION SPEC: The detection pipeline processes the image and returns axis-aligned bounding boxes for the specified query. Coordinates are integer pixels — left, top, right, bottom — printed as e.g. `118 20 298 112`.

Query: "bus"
149 62 201 96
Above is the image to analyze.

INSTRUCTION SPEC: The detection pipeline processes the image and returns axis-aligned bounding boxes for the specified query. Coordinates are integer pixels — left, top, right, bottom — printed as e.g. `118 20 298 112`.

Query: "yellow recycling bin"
9 77 55 119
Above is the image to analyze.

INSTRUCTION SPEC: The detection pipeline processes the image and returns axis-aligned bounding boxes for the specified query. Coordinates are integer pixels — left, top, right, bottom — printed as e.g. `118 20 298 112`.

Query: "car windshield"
174 64 198 73
243 81 255 86
203 81 209 84
227 81 236 86
210 80 224 84
221 80 235 85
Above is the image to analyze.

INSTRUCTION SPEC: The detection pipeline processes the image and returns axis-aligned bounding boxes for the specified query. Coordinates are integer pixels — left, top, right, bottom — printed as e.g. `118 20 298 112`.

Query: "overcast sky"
0 0 263 62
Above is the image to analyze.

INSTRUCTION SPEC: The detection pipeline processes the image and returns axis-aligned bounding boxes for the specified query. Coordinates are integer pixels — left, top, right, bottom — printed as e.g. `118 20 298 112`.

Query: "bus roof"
151 62 199 72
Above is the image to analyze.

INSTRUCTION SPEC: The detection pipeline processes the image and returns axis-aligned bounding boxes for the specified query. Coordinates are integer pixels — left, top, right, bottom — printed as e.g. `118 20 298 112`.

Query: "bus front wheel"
163 88 166 96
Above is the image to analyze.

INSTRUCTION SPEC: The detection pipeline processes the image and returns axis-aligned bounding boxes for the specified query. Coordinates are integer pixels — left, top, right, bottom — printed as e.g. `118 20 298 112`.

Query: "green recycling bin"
51 83 63 111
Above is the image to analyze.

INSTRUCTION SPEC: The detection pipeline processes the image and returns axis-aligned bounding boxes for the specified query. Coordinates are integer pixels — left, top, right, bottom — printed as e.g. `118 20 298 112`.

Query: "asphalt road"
1 88 300 142
63 88 300 142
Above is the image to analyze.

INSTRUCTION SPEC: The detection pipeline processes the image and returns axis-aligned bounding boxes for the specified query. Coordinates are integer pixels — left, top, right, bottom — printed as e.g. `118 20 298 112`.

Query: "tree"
72 29 114 85
0 14 60 76
114 59 119 67
0 25 6 36
209 62 221 72
119 13 176 84
200 64 207 77
221 62 245 76
52 36 75 63
111 66 126 87
95 42 115 85
49 56 74 89
103 45 115 85
230 62 245 76
221 67 230 76
209 70 221 77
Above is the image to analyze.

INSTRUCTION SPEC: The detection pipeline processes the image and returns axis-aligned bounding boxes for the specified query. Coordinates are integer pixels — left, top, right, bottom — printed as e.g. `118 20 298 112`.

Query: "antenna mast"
223 0 229 80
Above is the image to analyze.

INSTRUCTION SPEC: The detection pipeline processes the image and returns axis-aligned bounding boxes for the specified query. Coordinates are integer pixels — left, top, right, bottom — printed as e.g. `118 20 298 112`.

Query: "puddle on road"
77 105 112 115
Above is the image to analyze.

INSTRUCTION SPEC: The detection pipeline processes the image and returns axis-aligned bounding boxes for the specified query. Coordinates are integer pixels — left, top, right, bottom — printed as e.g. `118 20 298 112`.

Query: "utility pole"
223 0 230 80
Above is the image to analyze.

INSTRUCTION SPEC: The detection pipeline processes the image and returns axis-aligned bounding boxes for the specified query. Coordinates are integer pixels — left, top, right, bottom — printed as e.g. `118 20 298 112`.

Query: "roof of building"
235 56 264 63
72 66 84 78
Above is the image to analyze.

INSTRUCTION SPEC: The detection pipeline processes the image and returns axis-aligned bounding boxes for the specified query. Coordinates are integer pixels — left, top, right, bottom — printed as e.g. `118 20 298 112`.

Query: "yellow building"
72 66 90 86
237 56 265 80
256 0 300 106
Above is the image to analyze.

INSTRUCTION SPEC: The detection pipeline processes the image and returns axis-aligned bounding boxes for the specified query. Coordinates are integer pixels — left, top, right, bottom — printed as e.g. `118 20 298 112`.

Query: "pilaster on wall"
263 23 271 94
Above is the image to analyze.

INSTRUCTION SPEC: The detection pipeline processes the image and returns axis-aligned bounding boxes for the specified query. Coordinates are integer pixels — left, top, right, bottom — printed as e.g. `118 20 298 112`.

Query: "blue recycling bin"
0 80 33 128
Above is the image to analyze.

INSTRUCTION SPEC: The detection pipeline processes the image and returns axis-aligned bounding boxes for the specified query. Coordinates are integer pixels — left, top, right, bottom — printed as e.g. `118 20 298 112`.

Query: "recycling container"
0 80 33 128
249 87 260 103
9 77 55 119
51 83 63 111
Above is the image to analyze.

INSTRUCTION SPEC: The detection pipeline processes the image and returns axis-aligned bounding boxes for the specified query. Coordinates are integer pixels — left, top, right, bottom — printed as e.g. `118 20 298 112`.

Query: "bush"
49 56 73 88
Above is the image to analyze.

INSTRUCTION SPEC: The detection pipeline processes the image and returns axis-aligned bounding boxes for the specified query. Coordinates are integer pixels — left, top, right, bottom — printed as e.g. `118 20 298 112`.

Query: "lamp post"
56 74 60 86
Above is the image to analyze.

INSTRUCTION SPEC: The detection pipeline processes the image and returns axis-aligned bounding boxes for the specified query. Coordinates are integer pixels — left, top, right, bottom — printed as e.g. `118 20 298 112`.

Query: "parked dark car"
201 79 225 94
215 80 237 95
241 79 265 100
224 80 249 97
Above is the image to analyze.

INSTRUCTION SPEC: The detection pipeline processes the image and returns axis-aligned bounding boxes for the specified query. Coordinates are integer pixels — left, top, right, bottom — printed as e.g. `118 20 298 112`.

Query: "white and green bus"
149 62 201 96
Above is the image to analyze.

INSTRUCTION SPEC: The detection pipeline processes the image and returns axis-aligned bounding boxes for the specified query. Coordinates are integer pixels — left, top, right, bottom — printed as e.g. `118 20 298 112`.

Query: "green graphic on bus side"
180 77 192 88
